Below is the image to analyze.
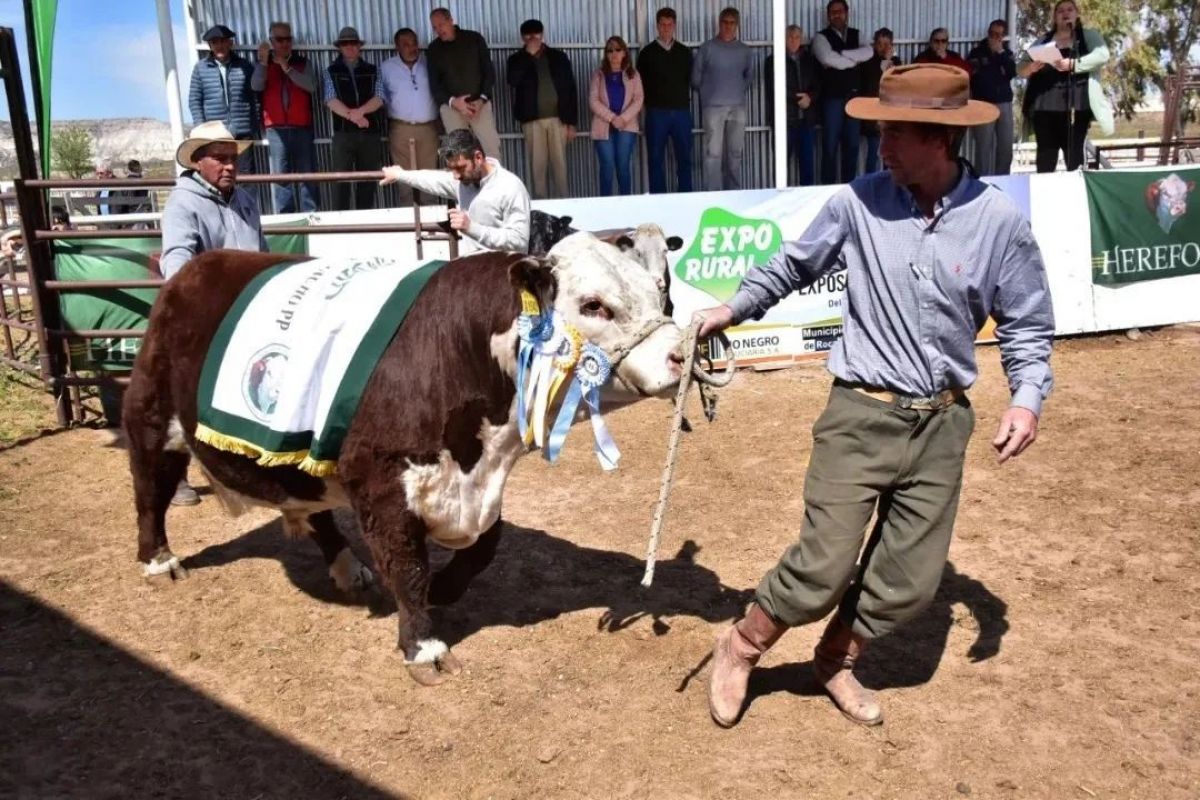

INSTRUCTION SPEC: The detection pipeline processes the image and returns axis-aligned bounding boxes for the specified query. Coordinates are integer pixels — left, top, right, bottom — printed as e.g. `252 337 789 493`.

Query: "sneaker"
170 480 201 506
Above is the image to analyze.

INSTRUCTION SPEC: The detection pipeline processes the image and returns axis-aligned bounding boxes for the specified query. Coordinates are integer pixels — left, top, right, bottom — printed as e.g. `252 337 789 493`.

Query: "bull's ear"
509 255 557 316
560 216 572 227
666 235 684 251
614 235 635 251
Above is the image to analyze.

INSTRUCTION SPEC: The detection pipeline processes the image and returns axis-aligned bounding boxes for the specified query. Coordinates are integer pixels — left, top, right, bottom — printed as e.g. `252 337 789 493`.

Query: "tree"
51 125 93 179
1017 0 1198 127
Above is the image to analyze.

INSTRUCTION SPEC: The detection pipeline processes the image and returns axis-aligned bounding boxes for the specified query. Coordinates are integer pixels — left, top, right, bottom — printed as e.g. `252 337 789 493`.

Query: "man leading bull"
695 64 1056 727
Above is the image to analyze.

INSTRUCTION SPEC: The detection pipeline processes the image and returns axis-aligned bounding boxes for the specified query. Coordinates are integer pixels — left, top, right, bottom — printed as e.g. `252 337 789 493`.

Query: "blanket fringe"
194 424 337 477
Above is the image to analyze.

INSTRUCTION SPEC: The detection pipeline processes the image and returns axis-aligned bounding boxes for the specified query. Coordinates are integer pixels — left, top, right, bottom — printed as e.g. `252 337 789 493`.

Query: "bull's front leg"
353 491 462 686
428 517 503 606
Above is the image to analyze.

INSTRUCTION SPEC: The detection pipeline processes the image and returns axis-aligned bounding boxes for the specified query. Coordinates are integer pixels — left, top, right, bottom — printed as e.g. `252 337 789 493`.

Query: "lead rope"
641 323 734 587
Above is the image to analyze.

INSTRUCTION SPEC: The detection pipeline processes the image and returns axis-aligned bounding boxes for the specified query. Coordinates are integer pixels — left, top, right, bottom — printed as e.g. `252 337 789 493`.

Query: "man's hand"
796 92 811 110
379 165 406 185
692 305 735 338
257 42 270 65
348 109 369 129
992 407 1039 464
564 124 576 142
448 208 471 232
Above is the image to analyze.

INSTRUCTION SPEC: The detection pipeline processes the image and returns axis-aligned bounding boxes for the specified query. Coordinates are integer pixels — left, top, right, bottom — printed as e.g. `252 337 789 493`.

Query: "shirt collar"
899 165 972 222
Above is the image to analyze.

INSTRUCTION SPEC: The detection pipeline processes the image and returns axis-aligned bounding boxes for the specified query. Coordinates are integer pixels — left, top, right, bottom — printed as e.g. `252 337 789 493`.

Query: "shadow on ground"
0 580 405 799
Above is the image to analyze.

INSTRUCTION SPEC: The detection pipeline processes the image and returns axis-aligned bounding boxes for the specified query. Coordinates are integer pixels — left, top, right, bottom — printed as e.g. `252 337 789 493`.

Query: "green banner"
1086 168 1200 286
55 230 310 372
27 0 57 178
673 207 783 302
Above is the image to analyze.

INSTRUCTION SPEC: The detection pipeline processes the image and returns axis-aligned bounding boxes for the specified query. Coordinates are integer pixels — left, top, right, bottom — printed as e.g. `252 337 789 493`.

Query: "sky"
0 0 190 122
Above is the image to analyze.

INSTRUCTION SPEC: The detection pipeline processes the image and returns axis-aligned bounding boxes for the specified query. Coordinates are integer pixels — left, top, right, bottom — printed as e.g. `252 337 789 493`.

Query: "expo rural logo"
673 208 783 302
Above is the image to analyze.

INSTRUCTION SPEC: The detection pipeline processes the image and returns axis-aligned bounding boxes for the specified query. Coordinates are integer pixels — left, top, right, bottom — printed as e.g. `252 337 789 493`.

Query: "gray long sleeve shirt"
391 158 531 252
160 173 267 280
727 170 1055 415
691 37 754 107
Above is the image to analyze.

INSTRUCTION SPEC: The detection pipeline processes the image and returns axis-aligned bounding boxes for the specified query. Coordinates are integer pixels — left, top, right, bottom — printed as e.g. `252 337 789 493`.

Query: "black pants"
1032 109 1093 173
331 129 384 211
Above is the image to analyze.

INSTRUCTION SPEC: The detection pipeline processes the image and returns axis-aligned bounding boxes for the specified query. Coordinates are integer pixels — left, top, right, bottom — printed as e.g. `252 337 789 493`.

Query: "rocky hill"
0 118 178 176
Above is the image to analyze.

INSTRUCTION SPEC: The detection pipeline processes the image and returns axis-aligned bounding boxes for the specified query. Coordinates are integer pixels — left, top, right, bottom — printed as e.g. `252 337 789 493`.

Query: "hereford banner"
1085 167 1200 286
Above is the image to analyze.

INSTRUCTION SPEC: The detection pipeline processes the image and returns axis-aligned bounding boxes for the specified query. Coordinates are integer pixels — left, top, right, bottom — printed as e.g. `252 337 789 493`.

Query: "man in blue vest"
323 26 385 211
811 0 874 184
188 24 258 173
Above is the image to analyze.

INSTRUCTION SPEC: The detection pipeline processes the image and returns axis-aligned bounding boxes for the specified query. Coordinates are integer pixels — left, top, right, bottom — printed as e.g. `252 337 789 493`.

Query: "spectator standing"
379 129 531 252
692 7 754 191
967 20 1017 175
914 28 972 74
812 0 874 184
589 36 644 196
188 24 257 172
506 19 579 199
766 25 820 186
1017 0 1114 173
160 121 268 507
323 26 385 211
858 28 901 175
637 7 694 194
93 161 114 216
426 8 502 159
251 21 319 213
379 27 441 206
111 159 152 227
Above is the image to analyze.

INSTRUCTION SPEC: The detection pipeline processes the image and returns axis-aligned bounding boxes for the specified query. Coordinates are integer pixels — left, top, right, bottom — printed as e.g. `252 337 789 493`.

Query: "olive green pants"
756 382 975 639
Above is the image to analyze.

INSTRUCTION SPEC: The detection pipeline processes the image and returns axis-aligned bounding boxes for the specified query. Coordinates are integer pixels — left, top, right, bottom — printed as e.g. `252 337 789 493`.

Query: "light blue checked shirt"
727 169 1055 415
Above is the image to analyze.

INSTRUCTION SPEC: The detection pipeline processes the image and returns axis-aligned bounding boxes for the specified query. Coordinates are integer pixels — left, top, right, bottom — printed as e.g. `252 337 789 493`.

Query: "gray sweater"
391 158 531 252
160 173 267 279
691 37 754 107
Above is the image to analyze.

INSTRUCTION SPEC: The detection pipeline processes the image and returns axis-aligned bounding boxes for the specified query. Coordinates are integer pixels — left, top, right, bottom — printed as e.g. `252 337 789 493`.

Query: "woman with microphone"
1017 0 1114 172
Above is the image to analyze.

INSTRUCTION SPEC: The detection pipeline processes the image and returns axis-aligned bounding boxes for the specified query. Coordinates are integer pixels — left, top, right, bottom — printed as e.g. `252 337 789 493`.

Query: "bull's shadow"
741 561 1009 707
182 515 756 642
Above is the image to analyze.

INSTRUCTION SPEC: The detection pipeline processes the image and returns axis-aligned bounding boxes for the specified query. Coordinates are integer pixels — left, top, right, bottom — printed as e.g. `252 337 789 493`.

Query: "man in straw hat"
695 63 1055 728
159 120 268 507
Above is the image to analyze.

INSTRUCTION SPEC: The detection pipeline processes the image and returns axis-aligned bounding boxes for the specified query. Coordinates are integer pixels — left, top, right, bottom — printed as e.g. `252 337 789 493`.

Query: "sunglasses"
272 35 293 42
932 38 949 44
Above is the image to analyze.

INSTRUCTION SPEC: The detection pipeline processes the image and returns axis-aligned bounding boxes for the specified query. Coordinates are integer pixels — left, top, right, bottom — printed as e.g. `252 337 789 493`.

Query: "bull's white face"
1156 175 1192 234
547 232 683 398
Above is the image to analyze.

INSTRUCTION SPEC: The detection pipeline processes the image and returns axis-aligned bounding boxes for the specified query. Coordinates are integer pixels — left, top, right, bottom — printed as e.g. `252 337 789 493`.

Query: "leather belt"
389 118 436 126
835 378 966 411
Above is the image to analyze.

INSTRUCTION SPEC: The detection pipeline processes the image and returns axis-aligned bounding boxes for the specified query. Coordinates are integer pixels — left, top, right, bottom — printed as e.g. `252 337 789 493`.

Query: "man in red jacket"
251 20 319 213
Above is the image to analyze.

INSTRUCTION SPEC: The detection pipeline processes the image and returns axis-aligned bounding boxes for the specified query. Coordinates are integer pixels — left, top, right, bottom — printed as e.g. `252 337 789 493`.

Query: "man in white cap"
160 120 267 280
697 63 1055 728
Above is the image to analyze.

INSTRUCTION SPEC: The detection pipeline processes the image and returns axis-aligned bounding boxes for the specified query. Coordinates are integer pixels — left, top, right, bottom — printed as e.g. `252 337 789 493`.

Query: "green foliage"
51 125 93 179
1017 0 1198 130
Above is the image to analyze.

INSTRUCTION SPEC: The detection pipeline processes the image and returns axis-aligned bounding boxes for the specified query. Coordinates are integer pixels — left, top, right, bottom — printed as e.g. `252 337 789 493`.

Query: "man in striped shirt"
701 64 1055 729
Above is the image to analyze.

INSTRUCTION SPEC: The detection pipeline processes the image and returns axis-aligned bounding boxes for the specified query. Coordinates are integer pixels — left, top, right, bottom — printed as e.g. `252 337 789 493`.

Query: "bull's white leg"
143 550 189 580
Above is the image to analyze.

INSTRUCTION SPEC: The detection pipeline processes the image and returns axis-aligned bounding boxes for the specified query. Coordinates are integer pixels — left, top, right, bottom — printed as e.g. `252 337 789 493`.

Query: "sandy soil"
2 328 1198 800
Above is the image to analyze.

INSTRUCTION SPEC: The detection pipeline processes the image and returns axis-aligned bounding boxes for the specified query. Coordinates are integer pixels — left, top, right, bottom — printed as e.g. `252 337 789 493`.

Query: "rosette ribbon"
545 342 621 470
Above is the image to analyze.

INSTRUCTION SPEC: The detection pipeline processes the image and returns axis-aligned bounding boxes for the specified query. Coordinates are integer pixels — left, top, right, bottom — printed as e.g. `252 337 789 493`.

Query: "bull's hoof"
404 641 462 686
329 549 375 594
142 551 188 581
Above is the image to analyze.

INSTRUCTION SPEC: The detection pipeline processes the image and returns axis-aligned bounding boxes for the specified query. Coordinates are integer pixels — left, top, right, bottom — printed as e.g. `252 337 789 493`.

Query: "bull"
123 233 685 684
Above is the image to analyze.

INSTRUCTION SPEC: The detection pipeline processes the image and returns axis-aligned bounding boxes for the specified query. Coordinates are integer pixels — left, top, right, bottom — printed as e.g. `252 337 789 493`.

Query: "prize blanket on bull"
195 256 444 476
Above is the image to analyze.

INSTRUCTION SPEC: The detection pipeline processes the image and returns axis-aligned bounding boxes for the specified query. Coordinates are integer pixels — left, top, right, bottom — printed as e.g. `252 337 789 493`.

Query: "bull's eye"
580 298 613 321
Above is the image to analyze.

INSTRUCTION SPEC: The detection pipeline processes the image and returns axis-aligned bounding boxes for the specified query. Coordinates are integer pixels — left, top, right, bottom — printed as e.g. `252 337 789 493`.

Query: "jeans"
266 126 318 213
594 130 637 196
820 96 860 185
702 105 747 191
787 123 816 186
863 129 881 175
331 128 383 211
970 101 1014 175
644 108 694 194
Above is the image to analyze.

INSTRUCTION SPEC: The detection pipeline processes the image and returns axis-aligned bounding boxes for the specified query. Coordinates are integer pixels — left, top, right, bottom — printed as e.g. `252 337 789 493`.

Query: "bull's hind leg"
352 493 462 686
287 510 375 593
123 376 189 580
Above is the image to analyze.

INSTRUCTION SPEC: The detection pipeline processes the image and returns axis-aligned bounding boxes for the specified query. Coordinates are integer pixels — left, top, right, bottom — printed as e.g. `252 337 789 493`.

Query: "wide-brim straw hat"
175 120 253 168
846 63 998 127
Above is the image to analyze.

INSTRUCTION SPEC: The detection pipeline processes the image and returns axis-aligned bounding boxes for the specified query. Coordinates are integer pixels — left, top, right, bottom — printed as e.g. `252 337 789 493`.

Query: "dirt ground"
1 328 1198 800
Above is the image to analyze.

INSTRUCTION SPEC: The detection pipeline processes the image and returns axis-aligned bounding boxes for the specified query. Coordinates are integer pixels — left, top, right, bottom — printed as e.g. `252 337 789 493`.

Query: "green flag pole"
23 0 57 178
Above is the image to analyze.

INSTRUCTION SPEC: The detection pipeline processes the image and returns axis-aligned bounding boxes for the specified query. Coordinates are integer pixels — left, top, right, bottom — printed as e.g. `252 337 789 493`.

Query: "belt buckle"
896 394 914 410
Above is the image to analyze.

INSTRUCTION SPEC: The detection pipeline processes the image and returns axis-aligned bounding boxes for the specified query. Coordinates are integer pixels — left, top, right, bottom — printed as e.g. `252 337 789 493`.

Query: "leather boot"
708 603 787 728
812 614 883 726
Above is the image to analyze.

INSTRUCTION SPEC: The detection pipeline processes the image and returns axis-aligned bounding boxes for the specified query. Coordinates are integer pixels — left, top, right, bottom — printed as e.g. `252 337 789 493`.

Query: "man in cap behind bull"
695 63 1056 728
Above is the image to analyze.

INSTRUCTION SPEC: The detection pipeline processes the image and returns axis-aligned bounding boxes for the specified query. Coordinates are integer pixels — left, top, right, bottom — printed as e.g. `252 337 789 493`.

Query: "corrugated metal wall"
192 0 1010 205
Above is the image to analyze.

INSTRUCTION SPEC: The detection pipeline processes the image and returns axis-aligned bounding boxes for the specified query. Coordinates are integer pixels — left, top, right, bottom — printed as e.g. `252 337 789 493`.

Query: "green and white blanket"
195 255 444 476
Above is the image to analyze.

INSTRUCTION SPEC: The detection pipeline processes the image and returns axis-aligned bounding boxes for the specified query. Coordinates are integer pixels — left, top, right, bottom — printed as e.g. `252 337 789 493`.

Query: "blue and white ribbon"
545 342 621 470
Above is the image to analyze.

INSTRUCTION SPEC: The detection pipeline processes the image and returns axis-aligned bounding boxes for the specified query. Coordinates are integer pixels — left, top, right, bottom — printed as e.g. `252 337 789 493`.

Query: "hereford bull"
123 233 685 684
